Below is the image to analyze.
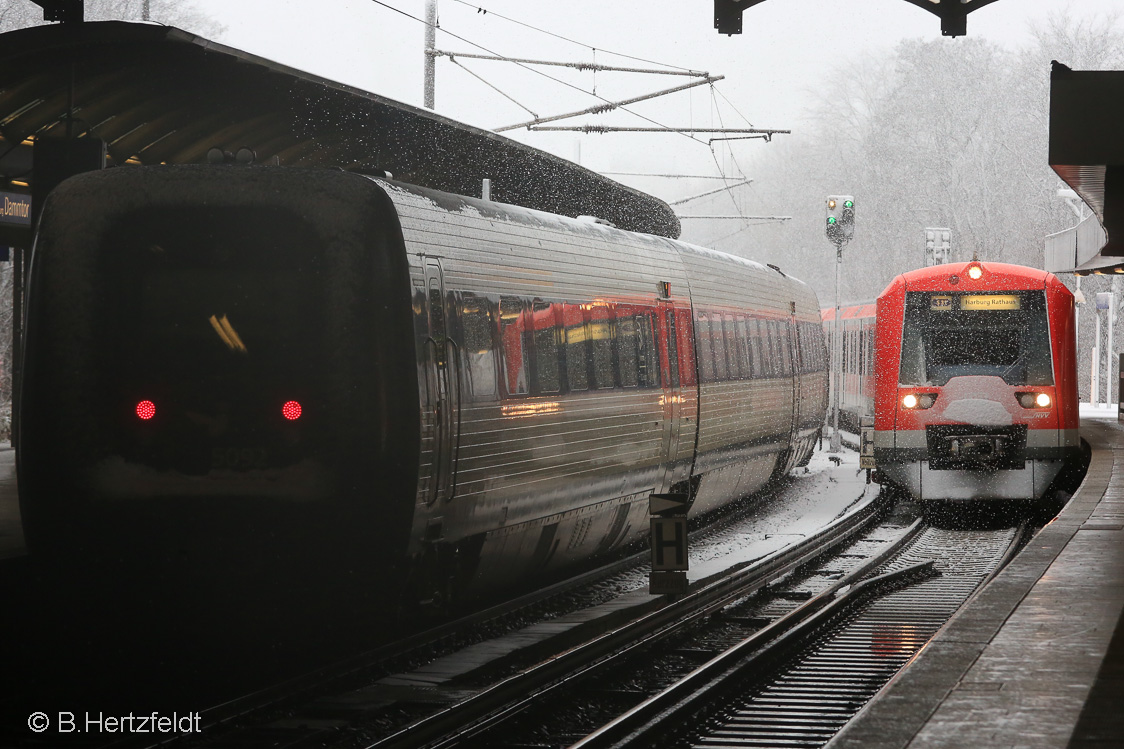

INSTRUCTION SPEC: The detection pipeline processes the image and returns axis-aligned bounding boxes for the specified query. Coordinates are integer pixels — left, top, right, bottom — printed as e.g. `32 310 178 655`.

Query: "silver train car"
19 166 827 602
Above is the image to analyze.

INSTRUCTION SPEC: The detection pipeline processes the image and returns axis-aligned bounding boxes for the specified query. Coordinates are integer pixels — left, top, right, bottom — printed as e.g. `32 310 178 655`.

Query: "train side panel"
675 249 824 513
380 182 696 590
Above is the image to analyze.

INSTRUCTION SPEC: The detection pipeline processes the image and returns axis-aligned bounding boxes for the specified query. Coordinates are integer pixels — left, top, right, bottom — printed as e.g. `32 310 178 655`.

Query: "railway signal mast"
826 195 855 452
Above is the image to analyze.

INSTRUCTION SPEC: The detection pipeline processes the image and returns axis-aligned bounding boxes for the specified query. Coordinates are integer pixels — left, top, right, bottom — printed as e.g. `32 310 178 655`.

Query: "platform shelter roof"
0 21 679 239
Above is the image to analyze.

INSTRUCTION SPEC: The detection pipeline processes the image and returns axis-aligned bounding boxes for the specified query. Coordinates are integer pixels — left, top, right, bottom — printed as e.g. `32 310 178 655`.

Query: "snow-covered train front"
871 261 1080 501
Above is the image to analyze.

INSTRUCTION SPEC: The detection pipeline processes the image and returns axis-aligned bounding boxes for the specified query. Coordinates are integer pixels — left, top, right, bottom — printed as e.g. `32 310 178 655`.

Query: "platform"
828 413 1124 749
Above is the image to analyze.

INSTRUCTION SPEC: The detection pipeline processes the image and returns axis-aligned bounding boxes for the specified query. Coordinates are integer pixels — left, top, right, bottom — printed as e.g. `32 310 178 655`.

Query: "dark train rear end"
18 167 419 585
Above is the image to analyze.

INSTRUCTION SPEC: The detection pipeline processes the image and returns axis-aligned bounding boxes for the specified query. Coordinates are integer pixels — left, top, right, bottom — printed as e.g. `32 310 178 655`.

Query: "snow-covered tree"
0 0 223 36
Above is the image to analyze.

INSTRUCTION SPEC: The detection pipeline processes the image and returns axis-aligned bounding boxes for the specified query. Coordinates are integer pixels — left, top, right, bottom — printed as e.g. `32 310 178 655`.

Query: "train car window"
809 319 818 371
794 322 806 374
712 315 728 381
768 320 782 378
696 313 715 383
666 310 680 388
748 318 764 378
772 321 787 376
723 314 740 380
590 305 615 389
499 297 530 395
532 301 561 393
461 295 498 399
865 323 875 377
563 303 590 391
677 310 696 387
735 317 751 379
761 320 775 378
858 328 867 375
814 323 827 372
899 291 1054 386
800 322 812 375
778 321 793 375
618 313 640 388
642 312 656 386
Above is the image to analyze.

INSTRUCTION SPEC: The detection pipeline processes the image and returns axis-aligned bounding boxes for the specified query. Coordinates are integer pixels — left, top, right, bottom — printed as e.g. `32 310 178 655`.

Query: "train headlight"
967 263 984 280
901 393 936 410
1016 392 1052 409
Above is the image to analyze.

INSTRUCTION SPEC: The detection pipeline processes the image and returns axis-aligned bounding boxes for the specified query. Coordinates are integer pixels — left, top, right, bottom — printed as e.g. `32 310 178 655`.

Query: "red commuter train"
871 260 1080 502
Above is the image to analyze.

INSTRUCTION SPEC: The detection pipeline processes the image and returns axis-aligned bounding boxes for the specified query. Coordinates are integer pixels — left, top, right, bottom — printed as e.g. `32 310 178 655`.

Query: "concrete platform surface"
827 415 1124 749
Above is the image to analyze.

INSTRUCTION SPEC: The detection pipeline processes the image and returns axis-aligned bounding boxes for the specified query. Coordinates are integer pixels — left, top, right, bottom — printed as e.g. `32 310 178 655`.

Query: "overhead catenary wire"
448 57 538 118
498 76 724 132
678 215 791 220
429 50 709 77
447 0 696 74
528 126 789 134
602 172 750 180
367 0 710 145
376 0 780 221
707 84 755 228
669 179 753 206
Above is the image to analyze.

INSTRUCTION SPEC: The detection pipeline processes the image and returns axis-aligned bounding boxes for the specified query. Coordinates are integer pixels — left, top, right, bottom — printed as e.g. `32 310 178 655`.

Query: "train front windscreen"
898 290 1053 387
97 206 325 476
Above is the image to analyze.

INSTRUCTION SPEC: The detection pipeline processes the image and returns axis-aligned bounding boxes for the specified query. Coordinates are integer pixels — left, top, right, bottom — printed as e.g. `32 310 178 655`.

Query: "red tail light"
136 400 156 420
282 400 302 421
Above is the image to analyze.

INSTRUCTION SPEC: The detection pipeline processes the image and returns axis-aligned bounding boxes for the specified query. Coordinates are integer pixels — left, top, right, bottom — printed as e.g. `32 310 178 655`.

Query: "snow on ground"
687 443 876 584
1080 401 1120 420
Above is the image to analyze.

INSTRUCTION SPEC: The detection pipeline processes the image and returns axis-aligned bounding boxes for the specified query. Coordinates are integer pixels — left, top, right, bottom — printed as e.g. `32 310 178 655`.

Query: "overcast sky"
185 0 1120 203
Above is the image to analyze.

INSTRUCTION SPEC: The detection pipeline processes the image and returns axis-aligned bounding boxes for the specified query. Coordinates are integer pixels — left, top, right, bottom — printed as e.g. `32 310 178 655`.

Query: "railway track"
104 477 883 749
67 488 1031 749
571 522 1028 749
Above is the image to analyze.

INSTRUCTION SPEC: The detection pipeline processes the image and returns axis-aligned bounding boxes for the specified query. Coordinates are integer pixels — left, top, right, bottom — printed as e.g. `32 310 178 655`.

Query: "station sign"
0 192 31 227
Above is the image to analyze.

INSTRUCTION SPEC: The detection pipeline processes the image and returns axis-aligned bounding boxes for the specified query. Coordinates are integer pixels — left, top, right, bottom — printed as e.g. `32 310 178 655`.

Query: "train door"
658 300 688 492
423 258 461 504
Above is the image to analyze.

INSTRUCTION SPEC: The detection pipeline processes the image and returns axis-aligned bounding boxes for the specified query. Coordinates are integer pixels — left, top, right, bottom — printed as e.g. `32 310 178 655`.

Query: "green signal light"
844 200 854 208
827 217 837 224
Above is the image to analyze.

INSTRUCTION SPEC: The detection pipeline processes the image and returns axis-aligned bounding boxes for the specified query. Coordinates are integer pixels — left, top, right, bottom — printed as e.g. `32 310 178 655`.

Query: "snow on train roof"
374 176 808 288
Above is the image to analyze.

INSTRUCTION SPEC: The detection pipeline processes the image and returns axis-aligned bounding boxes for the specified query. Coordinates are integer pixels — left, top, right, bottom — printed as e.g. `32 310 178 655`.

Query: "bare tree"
683 13 1124 311
0 0 223 36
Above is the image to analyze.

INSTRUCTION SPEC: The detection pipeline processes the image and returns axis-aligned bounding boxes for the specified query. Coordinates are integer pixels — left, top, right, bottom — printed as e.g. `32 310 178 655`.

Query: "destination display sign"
960 294 1021 311
0 192 31 227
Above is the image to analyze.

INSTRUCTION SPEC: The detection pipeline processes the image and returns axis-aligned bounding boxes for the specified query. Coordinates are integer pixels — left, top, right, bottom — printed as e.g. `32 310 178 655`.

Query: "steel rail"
127 482 873 749
570 521 930 749
366 492 890 749
579 522 1025 749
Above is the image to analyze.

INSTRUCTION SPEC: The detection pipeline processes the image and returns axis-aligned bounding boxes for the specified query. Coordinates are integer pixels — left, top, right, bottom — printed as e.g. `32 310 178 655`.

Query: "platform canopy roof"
1049 62 1124 274
0 21 679 239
